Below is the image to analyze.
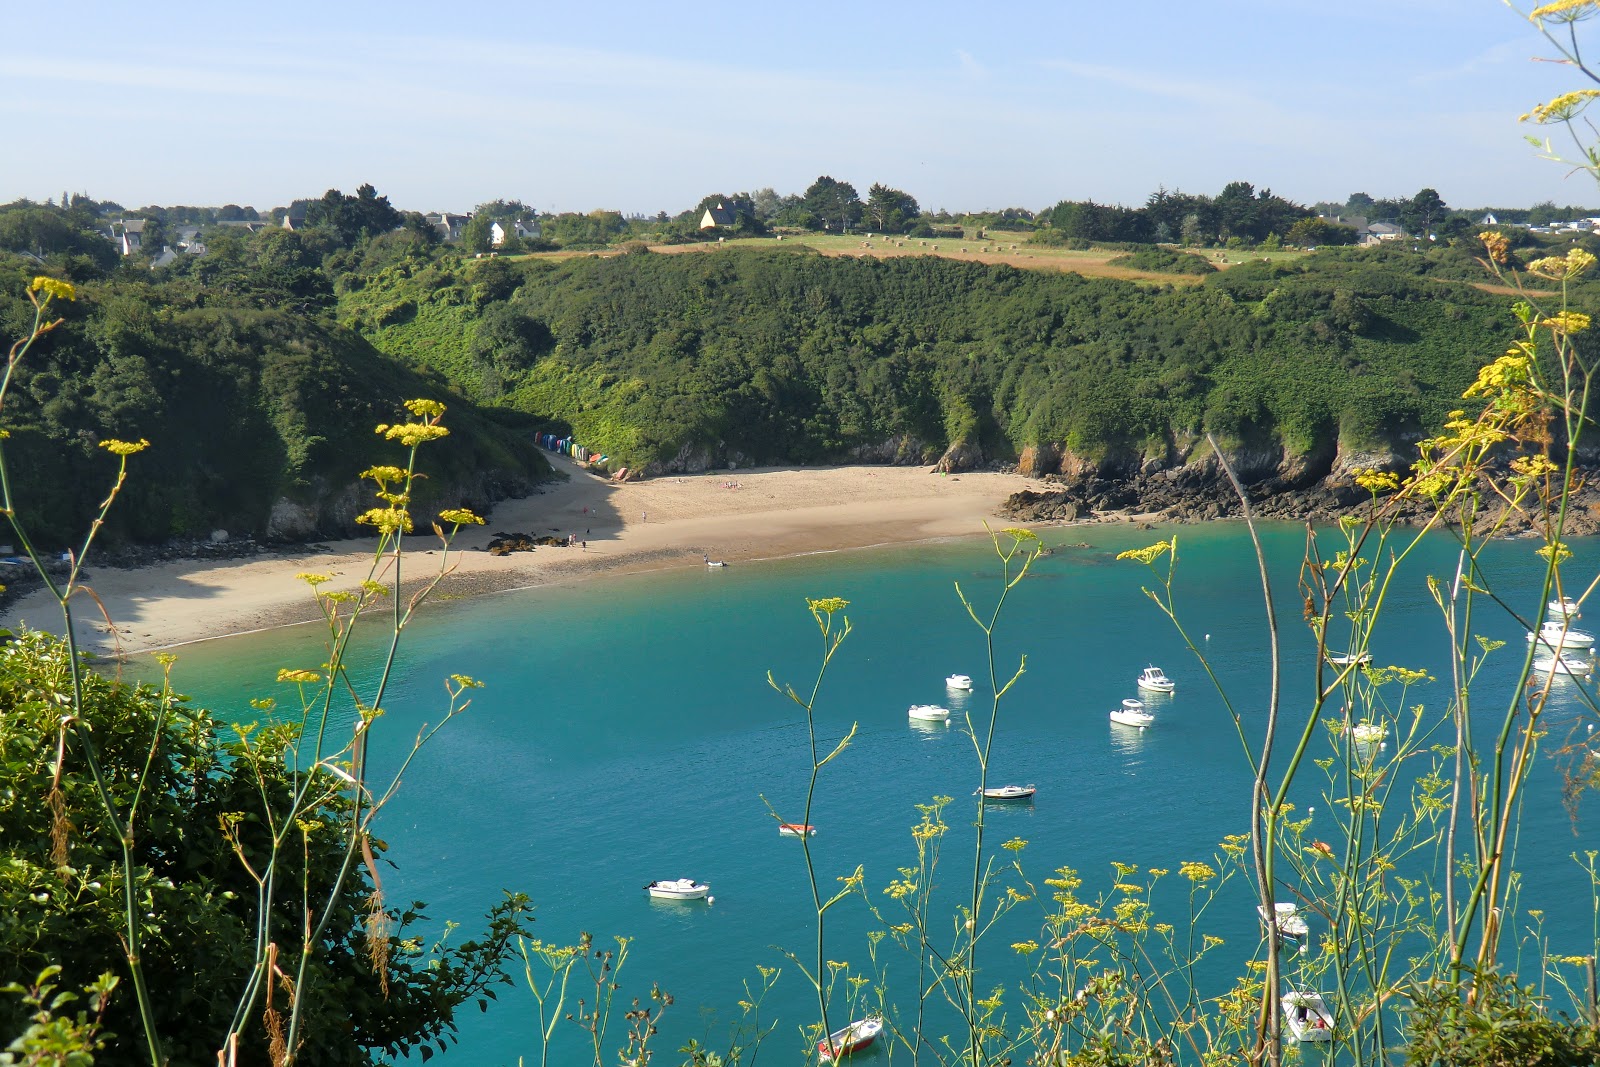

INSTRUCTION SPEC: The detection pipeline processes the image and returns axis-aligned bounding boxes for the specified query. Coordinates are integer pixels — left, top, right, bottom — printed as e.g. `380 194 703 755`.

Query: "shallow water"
159 523 1600 1064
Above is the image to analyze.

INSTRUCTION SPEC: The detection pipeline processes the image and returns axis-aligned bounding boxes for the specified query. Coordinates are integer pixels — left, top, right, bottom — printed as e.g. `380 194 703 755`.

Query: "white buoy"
1308 807 1315 816
1205 634 1211 640
707 896 715 905
1299 942 1308 955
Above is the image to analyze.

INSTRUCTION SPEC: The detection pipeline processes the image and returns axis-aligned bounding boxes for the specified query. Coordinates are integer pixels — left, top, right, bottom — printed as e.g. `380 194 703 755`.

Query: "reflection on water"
908 718 951 736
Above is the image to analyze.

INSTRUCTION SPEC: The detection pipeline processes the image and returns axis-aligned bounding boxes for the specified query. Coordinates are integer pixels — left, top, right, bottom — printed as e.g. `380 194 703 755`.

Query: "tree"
0 630 531 1065
803 176 863 232
864 183 920 233
461 213 494 254
303 184 403 248
1401 188 1448 236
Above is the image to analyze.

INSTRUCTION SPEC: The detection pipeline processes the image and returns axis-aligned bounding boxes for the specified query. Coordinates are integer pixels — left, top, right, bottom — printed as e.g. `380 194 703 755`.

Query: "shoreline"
0 459 1047 657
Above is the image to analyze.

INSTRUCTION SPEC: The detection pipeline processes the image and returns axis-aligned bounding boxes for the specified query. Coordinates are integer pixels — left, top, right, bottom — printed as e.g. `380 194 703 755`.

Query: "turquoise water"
157 523 1600 1064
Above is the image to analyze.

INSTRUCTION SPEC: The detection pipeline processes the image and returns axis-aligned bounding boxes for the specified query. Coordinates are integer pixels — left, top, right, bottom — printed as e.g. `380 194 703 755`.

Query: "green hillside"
341 245 1523 475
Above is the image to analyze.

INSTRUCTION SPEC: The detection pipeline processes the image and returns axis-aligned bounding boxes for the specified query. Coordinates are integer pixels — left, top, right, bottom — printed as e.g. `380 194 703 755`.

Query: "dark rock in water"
1003 489 1084 523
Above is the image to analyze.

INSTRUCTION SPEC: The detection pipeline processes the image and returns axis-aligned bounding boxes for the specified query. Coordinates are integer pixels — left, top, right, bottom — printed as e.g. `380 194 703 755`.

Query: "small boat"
1136 666 1175 693
1533 652 1592 676
1258 901 1309 938
1326 651 1372 667
1550 596 1582 620
646 878 709 901
946 673 974 691
1110 698 1155 728
817 1016 883 1062
908 704 951 722
976 784 1035 801
1349 720 1385 746
1281 990 1335 1043
778 823 816 837
1528 621 1597 649
703 555 728 568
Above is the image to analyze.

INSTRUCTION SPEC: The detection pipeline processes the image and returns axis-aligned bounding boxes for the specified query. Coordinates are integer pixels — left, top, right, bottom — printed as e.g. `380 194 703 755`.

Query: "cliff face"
265 466 542 541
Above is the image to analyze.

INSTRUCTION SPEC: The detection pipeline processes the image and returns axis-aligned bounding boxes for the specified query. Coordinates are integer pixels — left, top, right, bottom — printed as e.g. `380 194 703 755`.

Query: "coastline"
0 458 1044 657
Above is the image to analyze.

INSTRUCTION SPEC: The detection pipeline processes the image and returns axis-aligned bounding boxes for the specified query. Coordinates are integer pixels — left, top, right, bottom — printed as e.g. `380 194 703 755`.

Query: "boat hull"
979 786 1035 800
1282 993 1334 1042
1110 711 1154 728
818 1018 883 1062
778 824 815 837
908 704 950 721
646 880 709 900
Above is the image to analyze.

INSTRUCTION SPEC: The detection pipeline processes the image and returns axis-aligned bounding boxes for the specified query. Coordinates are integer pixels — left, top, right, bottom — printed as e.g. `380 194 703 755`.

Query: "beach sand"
1 458 1043 656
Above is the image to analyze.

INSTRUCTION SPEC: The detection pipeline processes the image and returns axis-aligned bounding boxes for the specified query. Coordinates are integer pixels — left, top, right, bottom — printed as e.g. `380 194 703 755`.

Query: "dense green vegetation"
6 181 1591 547
0 629 529 1064
343 243 1527 473
1107 245 1217 275
0 242 548 548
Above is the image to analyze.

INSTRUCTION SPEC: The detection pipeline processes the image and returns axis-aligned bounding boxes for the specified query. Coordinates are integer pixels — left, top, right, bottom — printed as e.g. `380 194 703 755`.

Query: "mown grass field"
512 230 1312 285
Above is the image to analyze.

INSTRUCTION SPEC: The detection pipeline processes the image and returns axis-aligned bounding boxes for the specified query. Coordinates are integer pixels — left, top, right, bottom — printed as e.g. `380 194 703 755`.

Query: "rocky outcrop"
265 468 540 542
935 438 986 473
1002 458 1600 538
487 531 568 555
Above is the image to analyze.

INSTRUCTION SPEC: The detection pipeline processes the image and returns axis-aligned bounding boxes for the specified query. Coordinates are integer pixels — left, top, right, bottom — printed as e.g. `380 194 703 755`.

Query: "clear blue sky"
4 0 1597 215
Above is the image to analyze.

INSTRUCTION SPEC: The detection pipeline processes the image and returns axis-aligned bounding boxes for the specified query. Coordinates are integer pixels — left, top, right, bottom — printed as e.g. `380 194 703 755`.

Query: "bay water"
157 522 1600 1064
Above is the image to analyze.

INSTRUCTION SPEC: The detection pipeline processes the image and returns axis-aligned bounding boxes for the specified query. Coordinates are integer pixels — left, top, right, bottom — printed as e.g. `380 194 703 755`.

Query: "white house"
490 217 542 246
1358 221 1405 246
117 219 146 255
1480 212 1499 226
699 202 737 229
424 212 470 242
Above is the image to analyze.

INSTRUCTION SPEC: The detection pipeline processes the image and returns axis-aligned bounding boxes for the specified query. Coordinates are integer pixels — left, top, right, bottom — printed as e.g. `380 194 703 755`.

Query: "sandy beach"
1 458 1043 657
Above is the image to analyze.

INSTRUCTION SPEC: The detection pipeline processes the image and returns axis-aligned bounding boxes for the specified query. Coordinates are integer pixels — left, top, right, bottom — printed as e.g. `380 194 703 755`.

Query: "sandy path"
1 459 1044 656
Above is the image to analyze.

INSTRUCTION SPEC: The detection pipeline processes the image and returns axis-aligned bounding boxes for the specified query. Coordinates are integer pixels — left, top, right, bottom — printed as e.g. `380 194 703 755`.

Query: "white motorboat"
1110 698 1155 728
703 555 727 568
1136 666 1175 693
1528 620 1597 650
1326 651 1372 667
777 823 815 837
1350 720 1386 746
1550 596 1582 620
976 784 1035 800
1281 990 1335 1042
945 673 974 691
1258 901 1309 939
1533 652 1592 676
646 878 709 901
908 704 950 722
817 1016 883 1062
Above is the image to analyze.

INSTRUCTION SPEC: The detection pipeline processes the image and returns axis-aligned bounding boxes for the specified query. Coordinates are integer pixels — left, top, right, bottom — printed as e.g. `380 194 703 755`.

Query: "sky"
3 0 1598 216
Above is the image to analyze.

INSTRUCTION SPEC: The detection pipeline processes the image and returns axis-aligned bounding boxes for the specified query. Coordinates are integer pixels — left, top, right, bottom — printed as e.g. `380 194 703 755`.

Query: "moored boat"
1258 901 1310 939
1136 666 1175 693
817 1016 883 1062
1550 596 1582 620
1326 651 1372 667
946 673 974 690
778 823 815 837
703 555 728 568
976 784 1035 800
1110 698 1155 728
1533 651 1592 676
908 704 950 722
1528 620 1596 650
646 878 709 901
1350 720 1385 746
1281 990 1335 1042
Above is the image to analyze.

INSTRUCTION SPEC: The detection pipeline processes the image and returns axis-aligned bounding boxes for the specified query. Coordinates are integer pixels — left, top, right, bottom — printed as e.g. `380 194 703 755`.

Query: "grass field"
513 230 1311 285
